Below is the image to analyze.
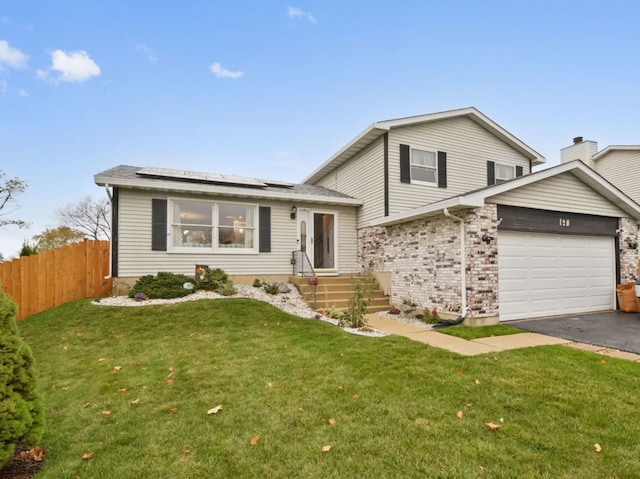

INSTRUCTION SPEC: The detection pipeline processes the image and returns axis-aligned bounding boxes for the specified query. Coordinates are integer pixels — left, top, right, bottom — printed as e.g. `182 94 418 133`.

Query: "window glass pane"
495 164 515 180
411 149 436 167
218 204 254 249
411 166 436 183
173 202 212 225
173 225 212 247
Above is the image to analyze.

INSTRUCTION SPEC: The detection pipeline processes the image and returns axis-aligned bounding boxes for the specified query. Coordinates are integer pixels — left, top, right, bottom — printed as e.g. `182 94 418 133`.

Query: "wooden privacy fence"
0 240 112 320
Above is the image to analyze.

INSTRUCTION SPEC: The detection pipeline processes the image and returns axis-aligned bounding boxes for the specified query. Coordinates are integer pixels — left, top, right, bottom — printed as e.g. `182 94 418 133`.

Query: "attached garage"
497 206 618 321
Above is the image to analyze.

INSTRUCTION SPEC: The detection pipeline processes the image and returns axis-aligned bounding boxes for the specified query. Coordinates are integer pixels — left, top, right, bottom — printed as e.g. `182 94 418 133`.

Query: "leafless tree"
57 196 111 240
0 170 28 228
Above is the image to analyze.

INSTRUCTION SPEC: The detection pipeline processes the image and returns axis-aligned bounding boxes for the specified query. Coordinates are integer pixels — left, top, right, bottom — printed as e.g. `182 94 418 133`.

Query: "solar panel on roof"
137 167 268 187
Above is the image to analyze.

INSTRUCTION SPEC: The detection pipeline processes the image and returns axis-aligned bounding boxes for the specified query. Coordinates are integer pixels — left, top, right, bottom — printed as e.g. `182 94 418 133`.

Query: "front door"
297 209 338 274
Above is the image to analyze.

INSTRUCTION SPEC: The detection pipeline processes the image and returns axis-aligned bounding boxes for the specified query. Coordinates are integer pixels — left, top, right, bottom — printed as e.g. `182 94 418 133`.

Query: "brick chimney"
560 136 598 169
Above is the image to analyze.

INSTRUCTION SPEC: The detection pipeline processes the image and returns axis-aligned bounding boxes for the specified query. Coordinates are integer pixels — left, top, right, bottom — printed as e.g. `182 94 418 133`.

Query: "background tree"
0 289 45 467
19 242 38 257
32 226 85 252
0 170 28 229
57 196 110 240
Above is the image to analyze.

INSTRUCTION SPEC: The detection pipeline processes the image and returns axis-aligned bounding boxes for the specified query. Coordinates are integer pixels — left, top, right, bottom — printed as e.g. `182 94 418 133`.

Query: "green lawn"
439 324 523 340
17 298 640 478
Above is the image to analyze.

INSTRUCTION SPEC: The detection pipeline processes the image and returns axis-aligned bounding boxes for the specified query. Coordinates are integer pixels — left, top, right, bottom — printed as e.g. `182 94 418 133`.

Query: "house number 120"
559 218 571 227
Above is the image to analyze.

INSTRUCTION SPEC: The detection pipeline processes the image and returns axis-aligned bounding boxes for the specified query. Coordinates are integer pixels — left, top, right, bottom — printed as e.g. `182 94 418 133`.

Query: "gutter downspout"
443 208 468 320
104 184 113 280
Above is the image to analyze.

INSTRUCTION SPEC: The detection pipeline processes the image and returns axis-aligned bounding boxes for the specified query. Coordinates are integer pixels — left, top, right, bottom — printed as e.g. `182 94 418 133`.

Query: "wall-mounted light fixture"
290 205 297 220
628 240 638 250
482 234 494 244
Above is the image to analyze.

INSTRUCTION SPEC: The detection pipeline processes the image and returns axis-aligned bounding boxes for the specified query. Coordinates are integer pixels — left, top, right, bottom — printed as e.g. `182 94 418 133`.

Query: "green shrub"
128 272 193 299
339 278 372 329
262 283 280 295
194 268 230 292
0 288 45 468
252 278 264 288
219 282 237 296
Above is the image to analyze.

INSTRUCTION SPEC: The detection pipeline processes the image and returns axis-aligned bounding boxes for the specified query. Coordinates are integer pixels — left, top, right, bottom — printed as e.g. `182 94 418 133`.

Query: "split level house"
94 107 640 324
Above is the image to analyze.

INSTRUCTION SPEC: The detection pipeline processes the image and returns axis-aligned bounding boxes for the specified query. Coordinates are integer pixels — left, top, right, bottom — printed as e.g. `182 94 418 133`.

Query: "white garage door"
498 232 615 321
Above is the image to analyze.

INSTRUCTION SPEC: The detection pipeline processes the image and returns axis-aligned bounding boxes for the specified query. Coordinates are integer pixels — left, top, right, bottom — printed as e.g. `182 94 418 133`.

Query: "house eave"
94 175 364 206
592 145 640 162
369 196 485 227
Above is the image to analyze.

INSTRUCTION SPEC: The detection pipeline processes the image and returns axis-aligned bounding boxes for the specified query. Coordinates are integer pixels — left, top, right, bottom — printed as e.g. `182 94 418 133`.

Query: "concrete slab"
566 342 605 353
366 315 432 335
601 350 640 362
401 331 501 356
472 332 570 351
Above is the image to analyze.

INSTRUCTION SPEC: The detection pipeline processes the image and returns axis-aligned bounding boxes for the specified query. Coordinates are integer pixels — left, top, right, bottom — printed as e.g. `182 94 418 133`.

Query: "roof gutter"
103 184 113 280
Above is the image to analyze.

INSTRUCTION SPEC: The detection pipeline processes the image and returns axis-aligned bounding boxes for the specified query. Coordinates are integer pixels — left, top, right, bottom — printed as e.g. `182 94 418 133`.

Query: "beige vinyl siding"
313 137 385 228
388 116 531 216
116 189 358 277
488 172 628 217
595 150 640 204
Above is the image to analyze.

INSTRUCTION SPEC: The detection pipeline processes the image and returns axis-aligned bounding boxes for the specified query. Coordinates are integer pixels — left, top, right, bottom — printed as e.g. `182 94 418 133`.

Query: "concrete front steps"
289 275 390 313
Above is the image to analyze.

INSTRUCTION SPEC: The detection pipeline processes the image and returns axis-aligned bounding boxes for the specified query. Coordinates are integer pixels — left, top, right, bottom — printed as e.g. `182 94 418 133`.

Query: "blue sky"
1 0 639 258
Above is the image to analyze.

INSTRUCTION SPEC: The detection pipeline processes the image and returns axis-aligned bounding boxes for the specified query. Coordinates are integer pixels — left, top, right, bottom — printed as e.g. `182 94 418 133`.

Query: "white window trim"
410 147 438 186
495 163 516 184
167 197 259 254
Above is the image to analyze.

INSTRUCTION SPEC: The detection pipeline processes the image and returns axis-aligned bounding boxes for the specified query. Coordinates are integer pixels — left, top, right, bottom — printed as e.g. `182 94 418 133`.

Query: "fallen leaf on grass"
485 422 501 431
250 436 260 446
474 379 481 385
352 394 360 399
51 384 56 390
181 449 191 456
499 418 504 423
166 379 174 385
63 346 68 350
117 388 127 394
298 407 304 412
466 403 473 407
456 370 464 375
62 386 70 391
76 332 84 336
101 411 111 415
169 367 174 372
457 411 464 419
130 399 140 405
134 363 141 367
322 445 332 453
594 443 602 453
170 408 178 413
337 386 344 391
98 358 106 362
207 405 222 414
82 452 94 460
82 402 91 409
266 382 273 388
114 366 122 372
328 418 336 426
600 358 606 364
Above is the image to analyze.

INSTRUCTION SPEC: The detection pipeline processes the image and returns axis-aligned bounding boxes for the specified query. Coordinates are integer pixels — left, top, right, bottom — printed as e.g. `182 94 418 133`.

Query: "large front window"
170 200 256 252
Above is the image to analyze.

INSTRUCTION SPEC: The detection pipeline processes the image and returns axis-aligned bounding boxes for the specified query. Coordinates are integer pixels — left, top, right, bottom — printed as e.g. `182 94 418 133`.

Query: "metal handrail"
291 250 315 277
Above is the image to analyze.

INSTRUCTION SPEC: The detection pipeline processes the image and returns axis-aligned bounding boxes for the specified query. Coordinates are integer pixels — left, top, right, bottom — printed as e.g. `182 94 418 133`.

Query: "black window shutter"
259 206 271 253
487 161 496 186
151 199 167 251
437 151 447 188
516 165 524 177
400 144 411 183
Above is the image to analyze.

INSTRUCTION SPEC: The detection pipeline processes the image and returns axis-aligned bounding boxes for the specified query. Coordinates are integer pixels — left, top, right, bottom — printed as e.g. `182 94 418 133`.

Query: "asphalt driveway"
512 311 640 354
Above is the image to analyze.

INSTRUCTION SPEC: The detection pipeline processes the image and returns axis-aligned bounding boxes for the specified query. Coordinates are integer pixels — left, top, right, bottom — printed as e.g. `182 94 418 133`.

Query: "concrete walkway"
366 314 640 362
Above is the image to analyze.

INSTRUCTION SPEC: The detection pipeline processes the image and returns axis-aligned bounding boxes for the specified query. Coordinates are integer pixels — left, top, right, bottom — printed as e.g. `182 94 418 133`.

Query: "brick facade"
358 205 500 320
358 204 636 322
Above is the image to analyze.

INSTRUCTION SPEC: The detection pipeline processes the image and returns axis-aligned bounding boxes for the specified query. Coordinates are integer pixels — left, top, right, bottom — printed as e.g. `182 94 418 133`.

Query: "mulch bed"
0 447 45 479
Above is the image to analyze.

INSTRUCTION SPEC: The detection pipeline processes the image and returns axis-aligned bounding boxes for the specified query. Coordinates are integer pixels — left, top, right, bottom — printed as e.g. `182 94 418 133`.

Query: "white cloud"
18 88 28 97
287 6 317 23
135 43 156 62
210 62 244 79
0 40 28 70
47 49 101 83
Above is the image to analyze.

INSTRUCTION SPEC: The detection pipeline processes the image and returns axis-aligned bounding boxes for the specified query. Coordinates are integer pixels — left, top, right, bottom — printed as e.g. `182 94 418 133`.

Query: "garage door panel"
498 232 615 321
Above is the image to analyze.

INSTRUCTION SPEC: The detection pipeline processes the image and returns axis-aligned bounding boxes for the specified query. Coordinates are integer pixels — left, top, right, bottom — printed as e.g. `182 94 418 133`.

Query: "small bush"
262 283 280 295
339 278 372 329
252 278 264 288
129 272 194 299
219 282 237 296
0 288 45 468
324 306 344 320
194 268 230 292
